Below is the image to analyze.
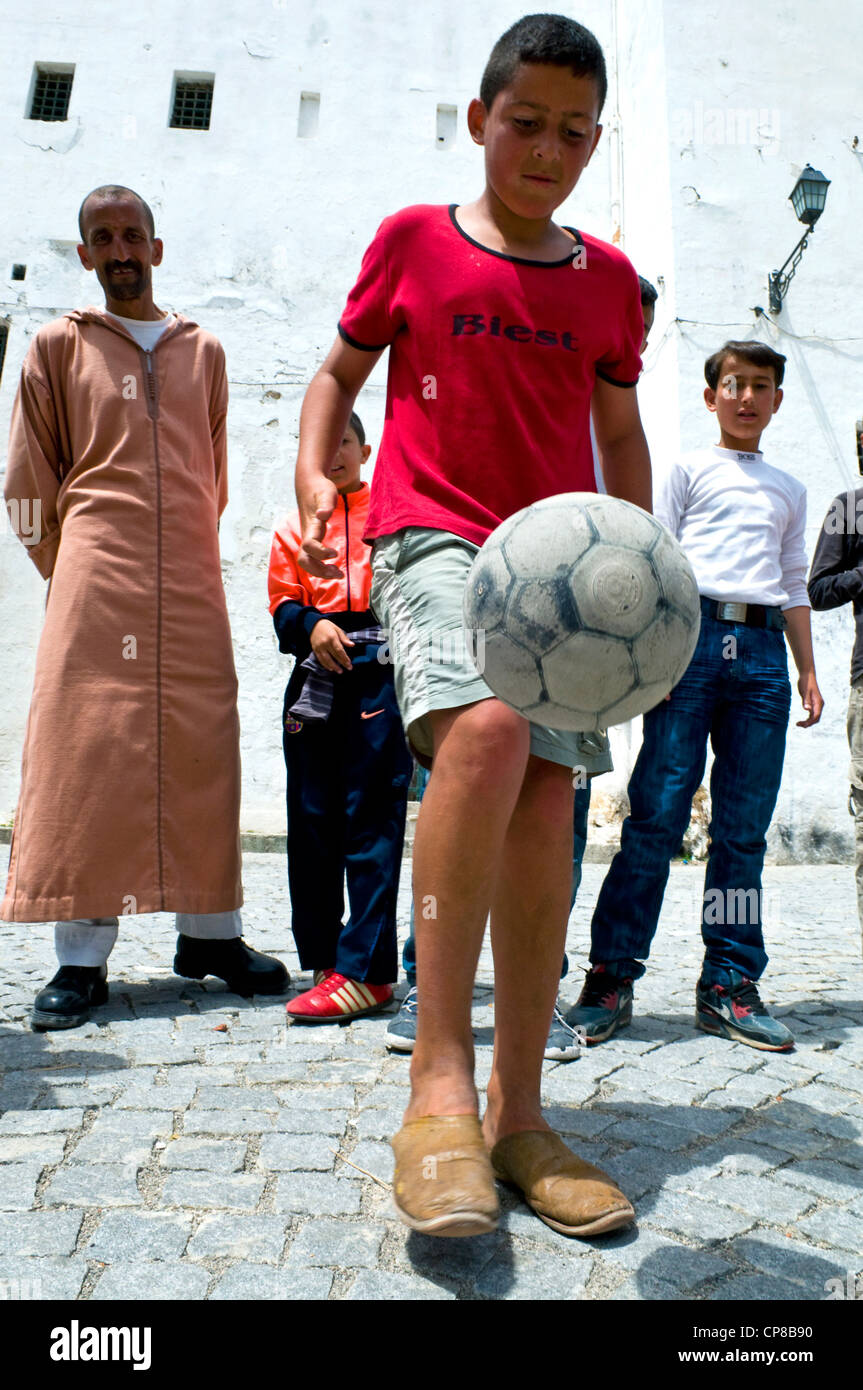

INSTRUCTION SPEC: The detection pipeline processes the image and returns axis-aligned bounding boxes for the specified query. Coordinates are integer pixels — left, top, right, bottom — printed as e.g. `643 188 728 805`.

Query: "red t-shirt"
338 204 643 547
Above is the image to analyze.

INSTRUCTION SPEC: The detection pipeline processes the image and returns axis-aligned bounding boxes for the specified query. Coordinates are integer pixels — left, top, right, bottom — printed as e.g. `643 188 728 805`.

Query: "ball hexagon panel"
632 610 700 689
481 630 545 709
542 630 636 714
463 545 515 634
586 496 662 554
506 577 575 656
652 531 701 615
521 695 599 732
502 501 596 576
568 547 660 640
600 679 673 727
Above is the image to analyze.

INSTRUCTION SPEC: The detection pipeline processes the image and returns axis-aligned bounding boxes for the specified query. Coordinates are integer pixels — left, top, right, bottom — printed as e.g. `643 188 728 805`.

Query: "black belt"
700 596 786 631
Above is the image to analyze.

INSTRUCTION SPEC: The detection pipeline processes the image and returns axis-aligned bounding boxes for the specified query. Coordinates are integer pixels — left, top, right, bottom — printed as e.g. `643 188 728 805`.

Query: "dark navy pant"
284 654 412 984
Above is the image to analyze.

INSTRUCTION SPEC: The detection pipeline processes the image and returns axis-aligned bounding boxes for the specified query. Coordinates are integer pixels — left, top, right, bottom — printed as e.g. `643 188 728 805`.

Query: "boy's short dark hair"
347 410 365 446
480 13 607 117
704 340 787 391
78 185 155 241
638 276 658 308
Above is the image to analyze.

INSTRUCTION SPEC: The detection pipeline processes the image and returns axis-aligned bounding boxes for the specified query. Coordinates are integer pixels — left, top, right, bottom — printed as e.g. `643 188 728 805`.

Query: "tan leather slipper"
391 1115 500 1237
490 1130 635 1237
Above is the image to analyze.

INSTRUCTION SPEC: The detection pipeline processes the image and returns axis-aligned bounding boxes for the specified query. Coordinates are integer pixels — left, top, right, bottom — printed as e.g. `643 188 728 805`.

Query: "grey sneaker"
564 965 634 1043
385 985 418 1052
544 1004 584 1062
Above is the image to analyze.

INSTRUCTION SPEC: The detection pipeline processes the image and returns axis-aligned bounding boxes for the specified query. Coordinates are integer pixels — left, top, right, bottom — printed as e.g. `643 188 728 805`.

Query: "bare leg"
483 755 573 1148
478 757 633 1236
404 698 530 1124
395 714 632 1237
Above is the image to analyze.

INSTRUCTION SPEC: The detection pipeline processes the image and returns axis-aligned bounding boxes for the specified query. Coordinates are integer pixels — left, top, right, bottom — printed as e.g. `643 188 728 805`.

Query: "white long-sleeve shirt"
654 445 809 610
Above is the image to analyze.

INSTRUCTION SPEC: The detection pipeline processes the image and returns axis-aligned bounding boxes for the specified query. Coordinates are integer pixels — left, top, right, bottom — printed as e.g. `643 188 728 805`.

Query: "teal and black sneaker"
385 985 418 1053
564 965 634 1044
695 971 794 1051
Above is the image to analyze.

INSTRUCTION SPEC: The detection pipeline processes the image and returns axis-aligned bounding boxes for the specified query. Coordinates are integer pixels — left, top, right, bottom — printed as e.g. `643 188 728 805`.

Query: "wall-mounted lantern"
768 165 831 315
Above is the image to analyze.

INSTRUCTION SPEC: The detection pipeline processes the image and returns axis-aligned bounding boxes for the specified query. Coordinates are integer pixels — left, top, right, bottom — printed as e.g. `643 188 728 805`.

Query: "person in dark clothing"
808 486 863 948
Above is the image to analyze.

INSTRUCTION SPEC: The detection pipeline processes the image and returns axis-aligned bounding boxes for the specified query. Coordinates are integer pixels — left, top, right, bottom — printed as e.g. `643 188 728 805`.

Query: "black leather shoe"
31 965 109 1031
173 936 290 996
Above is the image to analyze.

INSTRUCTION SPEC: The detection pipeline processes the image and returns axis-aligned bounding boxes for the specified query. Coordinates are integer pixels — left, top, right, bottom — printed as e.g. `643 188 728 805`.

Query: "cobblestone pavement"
1 849 862 1303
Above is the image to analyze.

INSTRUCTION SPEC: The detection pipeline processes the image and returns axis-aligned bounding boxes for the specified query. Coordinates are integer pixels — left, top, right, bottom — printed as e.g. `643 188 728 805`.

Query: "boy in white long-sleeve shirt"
567 341 823 1051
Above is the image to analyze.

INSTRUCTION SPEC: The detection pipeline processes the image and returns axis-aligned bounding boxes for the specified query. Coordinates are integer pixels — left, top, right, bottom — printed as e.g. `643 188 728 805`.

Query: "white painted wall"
643 0 863 860
1 1 861 860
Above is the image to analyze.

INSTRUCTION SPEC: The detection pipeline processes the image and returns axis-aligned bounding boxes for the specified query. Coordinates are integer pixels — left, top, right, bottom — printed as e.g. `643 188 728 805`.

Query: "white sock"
175 910 243 941
55 918 119 967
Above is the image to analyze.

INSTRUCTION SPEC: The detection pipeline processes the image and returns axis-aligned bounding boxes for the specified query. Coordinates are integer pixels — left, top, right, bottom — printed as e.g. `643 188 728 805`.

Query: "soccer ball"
462 493 700 732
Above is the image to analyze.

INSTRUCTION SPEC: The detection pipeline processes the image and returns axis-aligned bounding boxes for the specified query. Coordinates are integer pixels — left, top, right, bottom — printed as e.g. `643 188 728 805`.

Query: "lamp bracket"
768 226 814 314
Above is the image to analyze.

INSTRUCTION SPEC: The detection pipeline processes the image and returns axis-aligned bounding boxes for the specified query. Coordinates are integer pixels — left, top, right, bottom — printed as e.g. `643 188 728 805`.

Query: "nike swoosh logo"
361 709 384 720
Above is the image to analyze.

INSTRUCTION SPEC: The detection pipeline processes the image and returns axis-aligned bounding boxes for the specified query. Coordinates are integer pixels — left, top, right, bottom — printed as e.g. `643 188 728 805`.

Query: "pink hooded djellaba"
2 308 242 921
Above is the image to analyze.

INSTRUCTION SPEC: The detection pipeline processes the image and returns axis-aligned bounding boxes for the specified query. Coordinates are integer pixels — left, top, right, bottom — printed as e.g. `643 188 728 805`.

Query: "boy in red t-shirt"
295 14 651 1238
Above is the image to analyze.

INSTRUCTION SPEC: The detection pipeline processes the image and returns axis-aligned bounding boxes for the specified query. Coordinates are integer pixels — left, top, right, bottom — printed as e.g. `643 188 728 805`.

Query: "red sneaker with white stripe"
286 972 393 1024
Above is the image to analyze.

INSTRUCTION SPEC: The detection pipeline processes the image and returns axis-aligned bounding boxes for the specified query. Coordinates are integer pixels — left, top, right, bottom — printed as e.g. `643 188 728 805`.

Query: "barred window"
170 76 214 130
29 66 74 122
0 322 9 387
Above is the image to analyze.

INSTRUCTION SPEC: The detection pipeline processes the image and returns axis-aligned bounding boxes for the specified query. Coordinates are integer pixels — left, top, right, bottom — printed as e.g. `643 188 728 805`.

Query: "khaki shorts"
370 526 613 774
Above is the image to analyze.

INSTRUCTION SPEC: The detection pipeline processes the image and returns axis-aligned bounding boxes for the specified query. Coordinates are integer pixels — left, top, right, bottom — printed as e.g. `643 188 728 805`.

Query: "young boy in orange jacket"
268 413 412 1021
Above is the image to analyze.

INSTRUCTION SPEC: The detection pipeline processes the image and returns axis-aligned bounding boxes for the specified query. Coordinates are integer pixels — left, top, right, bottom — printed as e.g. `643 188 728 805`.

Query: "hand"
297 482 342 578
796 671 824 728
310 620 355 672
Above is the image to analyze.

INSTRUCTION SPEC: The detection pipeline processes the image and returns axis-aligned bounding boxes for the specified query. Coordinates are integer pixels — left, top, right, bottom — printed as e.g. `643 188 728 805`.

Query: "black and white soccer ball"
463 493 700 732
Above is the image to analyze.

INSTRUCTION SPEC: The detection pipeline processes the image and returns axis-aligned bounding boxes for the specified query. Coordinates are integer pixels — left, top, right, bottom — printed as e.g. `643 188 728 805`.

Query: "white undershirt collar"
712 444 763 464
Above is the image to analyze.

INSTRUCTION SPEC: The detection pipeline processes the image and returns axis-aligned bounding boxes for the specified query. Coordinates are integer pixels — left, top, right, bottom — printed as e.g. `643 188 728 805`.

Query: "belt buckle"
717 601 747 622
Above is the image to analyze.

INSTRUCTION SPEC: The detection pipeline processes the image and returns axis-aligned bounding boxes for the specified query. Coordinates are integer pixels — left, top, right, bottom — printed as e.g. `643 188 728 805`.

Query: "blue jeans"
402 765 430 987
571 782 590 909
589 613 791 986
561 781 592 979
404 772 591 987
